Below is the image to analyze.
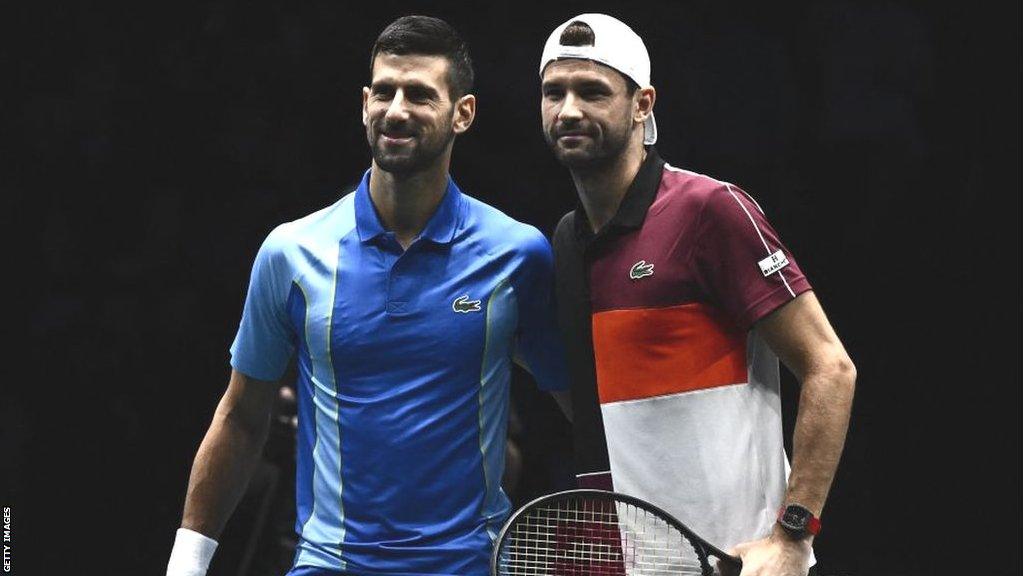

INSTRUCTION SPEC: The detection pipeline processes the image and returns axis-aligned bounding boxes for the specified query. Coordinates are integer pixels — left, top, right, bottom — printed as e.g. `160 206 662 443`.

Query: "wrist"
771 521 814 545
776 503 821 539
166 528 218 576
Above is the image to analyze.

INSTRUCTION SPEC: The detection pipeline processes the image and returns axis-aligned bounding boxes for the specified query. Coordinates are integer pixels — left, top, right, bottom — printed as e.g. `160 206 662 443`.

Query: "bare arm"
180 369 278 538
725 292 855 575
756 291 856 518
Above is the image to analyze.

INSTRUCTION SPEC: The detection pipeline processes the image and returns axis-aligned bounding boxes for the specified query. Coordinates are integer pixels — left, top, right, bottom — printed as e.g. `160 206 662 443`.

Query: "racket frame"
491 488 742 576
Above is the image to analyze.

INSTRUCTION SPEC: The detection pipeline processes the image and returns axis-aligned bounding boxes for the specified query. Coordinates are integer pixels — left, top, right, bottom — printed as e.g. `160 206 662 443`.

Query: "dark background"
5 1 1018 575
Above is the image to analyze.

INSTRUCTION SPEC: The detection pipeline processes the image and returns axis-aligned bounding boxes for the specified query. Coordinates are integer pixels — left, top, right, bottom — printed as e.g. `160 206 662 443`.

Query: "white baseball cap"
539 13 657 145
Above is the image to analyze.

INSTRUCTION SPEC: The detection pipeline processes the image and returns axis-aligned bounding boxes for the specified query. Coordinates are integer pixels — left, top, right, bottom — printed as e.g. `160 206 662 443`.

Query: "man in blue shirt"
166 16 569 576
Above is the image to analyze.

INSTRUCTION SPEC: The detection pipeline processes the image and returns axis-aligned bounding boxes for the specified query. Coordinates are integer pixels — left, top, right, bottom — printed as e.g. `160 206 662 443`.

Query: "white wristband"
166 528 219 576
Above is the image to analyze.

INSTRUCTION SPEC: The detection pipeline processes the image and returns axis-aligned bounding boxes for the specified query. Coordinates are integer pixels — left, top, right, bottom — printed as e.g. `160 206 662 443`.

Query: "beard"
367 115 456 175
544 113 633 171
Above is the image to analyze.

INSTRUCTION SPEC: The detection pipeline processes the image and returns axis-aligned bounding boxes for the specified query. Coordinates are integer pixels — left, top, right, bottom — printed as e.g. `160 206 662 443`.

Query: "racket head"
491 489 742 576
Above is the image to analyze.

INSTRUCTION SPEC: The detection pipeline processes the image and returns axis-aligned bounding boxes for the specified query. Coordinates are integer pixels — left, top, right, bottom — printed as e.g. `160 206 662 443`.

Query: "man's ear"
362 86 370 127
452 93 476 135
634 86 656 125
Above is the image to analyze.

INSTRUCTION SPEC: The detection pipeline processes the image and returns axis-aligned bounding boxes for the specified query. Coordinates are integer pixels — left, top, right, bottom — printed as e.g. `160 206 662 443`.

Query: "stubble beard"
547 117 632 173
368 116 456 176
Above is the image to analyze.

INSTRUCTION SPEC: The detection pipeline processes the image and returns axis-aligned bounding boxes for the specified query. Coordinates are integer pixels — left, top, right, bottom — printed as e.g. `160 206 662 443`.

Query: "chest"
290 238 519 376
586 223 702 312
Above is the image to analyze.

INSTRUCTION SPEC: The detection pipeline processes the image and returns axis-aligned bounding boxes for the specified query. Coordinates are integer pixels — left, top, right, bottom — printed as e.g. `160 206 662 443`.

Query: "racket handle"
717 553 743 575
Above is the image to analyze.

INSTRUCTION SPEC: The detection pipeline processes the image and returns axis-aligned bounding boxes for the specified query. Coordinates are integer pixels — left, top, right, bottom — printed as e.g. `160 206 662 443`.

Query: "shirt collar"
354 168 464 246
574 147 665 243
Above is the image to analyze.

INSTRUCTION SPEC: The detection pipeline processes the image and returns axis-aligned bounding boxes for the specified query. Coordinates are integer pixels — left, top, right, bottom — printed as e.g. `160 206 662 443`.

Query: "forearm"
784 360 856 516
181 405 271 538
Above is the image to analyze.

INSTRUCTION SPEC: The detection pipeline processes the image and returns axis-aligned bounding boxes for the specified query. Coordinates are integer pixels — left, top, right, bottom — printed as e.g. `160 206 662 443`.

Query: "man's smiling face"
541 58 636 170
363 53 458 175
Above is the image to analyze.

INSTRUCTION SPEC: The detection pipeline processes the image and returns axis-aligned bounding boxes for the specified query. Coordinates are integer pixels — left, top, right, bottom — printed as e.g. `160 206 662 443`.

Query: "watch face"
781 505 810 531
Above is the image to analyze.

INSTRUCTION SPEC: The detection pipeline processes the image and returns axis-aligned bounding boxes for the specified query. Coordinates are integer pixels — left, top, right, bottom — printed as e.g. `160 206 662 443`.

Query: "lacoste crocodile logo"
452 294 482 313
629 260 654 280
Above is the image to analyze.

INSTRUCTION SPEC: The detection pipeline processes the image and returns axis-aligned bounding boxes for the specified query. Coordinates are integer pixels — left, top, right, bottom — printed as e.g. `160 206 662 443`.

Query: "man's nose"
558 92 584 122
385 90 410 122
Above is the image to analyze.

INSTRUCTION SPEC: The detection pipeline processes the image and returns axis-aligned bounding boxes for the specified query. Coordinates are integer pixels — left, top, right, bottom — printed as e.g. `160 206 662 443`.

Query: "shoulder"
248 193 356 288
553 210 575 239
659 163 731 203
550 210 578 252
460 194 551 257
659 163 764 228
261 192 357 256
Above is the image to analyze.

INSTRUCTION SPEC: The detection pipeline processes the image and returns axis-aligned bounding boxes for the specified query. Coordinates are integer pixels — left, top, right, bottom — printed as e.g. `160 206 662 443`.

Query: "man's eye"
543 89 564 99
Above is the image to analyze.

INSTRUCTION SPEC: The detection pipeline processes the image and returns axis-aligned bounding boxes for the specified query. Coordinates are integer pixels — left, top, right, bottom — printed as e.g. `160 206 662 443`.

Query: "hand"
717 528 812 576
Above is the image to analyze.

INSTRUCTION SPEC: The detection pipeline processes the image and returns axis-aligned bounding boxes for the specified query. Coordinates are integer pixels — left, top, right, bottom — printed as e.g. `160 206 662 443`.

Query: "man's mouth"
555 128 592 141
382 133 414 145
379 125 416 145
556 131 591 145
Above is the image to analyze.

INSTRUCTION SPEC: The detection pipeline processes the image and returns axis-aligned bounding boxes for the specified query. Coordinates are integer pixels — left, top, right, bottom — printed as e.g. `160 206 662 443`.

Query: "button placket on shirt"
385 237 426 316
372 232 402 315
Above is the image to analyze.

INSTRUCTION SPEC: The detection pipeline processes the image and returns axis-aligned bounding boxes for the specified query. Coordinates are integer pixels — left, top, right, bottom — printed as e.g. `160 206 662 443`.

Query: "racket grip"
717 553 743 575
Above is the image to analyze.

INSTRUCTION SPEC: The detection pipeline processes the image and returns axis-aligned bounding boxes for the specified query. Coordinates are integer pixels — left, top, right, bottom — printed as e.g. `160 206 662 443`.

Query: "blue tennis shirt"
230 170 568 575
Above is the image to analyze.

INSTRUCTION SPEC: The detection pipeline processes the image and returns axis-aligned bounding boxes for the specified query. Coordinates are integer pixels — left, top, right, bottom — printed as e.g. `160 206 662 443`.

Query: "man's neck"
570 142 647 234
368 157 450 249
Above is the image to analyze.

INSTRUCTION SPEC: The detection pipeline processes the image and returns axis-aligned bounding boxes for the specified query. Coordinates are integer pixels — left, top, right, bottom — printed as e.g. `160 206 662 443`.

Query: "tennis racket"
491 489 742 576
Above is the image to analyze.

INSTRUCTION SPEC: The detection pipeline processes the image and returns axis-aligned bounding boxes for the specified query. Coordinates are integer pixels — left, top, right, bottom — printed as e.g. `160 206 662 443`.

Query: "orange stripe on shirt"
591 302 748 404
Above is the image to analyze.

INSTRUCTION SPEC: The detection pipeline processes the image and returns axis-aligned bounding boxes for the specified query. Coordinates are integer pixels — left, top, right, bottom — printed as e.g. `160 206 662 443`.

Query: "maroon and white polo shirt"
553 148 813 552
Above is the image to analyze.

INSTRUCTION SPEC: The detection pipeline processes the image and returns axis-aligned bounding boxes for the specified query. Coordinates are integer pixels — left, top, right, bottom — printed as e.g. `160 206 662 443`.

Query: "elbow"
217 406 272 446
840 354 857 386
804 351 856 399
827 353 857 400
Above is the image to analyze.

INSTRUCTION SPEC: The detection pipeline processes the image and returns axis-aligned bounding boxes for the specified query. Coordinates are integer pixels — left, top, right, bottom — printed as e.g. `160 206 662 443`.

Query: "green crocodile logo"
629 260 654 280
452 294 482 313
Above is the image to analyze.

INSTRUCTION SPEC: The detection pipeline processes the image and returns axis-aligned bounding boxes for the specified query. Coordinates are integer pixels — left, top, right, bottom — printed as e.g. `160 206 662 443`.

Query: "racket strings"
496 497 708 575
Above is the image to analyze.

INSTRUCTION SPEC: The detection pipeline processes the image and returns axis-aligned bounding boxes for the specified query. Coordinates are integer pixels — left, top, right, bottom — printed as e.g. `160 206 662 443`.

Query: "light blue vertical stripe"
294 240 347 571
288 283 316 531
476 278 518 539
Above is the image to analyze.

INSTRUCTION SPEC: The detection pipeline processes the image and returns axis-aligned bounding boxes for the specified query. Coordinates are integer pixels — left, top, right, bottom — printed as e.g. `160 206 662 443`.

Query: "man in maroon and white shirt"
539 13 856 575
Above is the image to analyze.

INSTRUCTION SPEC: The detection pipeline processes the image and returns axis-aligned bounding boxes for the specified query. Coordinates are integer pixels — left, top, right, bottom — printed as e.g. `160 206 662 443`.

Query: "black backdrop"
6 1 1018 575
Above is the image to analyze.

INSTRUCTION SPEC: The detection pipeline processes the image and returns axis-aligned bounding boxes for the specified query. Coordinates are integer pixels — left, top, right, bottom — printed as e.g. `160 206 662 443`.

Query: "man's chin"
373 151 424 175
553 148 604 170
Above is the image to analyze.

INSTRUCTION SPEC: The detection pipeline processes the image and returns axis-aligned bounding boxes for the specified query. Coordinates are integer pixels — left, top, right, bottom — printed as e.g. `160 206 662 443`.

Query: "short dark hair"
370 15 474 99
558 20 639 95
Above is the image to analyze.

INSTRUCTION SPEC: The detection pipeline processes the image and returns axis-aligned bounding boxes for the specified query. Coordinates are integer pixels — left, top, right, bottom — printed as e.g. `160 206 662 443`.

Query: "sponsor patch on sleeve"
758 249 790 277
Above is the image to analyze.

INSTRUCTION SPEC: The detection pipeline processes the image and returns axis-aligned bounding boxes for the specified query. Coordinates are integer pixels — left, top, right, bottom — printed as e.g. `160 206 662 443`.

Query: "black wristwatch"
777 504 821 537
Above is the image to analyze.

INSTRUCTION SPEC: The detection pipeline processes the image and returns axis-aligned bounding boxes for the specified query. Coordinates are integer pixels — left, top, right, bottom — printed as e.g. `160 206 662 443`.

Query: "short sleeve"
693 185 812 330
511 227 569 392
229 227 297 381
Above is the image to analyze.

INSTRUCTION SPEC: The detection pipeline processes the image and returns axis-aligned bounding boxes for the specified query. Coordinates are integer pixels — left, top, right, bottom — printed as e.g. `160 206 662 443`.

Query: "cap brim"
643 113 657 145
